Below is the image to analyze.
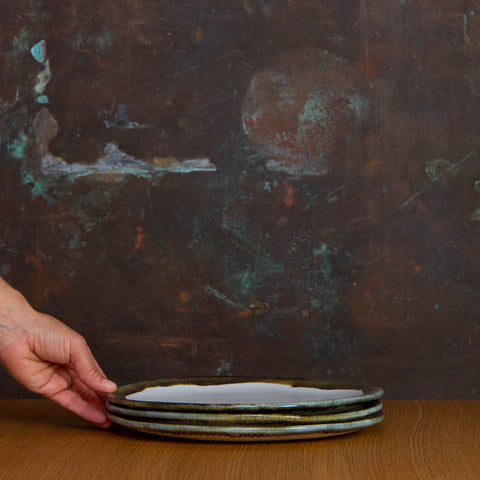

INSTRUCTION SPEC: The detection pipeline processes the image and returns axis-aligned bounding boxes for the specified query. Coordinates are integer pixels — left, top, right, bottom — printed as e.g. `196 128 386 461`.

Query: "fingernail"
101 379 117 391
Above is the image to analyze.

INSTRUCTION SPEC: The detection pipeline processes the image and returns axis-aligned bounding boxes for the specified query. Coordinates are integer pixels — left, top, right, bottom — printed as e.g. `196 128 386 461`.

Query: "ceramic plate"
108 377 384 412
108 411 384 442
106 399 383 425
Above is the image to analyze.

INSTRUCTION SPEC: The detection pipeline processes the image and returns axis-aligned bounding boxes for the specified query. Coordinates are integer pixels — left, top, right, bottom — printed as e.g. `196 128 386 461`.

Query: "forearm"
0 277 34 353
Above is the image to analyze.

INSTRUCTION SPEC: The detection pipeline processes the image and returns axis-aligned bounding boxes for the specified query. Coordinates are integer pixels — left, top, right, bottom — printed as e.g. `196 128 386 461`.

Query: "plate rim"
106 398 383 424
107 377 384 412
108 410 384 440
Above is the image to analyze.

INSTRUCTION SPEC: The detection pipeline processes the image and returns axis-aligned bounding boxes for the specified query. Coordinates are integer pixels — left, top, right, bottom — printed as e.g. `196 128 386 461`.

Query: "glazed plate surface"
106 399 383 425
107 377 384 412
108 411 384 442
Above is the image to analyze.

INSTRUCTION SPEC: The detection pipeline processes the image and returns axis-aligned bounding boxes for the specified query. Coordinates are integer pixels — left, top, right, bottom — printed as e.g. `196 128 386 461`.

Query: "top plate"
108 377 383 412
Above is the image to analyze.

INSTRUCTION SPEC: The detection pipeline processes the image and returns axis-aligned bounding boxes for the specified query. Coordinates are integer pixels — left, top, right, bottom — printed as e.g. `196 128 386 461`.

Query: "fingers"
69 337 117 394
33 364 112 427
69 369 109 413
49 387 112 428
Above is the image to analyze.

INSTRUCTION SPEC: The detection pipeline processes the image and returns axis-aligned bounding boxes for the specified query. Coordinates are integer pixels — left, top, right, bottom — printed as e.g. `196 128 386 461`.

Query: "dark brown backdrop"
1 0 479 399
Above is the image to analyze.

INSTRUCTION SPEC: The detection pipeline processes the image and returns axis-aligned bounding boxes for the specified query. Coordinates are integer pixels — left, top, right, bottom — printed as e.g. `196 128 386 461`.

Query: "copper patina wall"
1 0 479 398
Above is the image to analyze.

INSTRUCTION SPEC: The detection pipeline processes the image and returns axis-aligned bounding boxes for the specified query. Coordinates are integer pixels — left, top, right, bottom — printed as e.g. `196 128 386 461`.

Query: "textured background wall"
1 0 479 399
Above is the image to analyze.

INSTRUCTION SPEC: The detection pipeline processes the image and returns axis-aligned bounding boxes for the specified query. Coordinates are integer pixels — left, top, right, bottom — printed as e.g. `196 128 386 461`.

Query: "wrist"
0 278 35 348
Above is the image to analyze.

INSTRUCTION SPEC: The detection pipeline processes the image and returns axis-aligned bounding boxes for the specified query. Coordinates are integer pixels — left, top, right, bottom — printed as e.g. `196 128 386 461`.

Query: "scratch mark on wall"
204 285 247 311
404 148 478 207
325 182 352 204
359 0 370 74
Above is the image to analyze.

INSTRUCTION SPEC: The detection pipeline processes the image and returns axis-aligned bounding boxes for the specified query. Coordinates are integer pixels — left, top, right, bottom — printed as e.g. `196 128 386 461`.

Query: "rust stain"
158 337 197 348
133 226 145 251
178 291 190 303
26 252 42 270
194 26 204 43
365 158 383 178
249 297 270 316
175 291 192 314
283 181 294 208
153 156 177 167
25 251 47 305
411 260 422 273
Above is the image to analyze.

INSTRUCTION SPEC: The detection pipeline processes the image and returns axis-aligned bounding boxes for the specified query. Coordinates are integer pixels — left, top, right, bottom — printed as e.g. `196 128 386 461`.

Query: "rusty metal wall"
1 0 479 399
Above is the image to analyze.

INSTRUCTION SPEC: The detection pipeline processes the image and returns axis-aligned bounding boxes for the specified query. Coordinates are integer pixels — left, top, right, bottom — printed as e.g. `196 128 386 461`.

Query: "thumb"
70 337 117 392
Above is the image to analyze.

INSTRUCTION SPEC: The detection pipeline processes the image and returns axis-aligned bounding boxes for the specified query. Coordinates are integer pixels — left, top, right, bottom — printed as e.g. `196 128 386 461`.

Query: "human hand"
0 278 116 427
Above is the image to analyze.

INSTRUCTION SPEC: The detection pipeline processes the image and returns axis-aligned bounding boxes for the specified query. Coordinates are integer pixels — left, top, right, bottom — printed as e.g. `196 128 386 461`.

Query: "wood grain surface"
0 400 478 480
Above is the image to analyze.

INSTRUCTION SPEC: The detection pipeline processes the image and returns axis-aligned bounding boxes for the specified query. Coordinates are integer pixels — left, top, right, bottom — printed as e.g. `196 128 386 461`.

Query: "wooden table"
0 399 478 479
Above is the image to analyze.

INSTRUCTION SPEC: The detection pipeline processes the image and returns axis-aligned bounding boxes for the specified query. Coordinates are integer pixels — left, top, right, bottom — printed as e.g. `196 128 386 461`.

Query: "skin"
0 277 116 427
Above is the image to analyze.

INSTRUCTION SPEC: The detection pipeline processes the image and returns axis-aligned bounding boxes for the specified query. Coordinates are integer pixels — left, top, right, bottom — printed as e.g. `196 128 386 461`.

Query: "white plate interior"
126 382 364 405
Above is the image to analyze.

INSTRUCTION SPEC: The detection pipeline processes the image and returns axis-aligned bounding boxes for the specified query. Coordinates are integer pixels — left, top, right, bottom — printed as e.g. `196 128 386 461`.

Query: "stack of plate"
107 377 384 442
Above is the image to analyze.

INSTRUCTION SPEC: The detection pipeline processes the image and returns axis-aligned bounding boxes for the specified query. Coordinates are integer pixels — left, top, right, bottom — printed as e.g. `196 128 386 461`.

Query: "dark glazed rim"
107 377 384 412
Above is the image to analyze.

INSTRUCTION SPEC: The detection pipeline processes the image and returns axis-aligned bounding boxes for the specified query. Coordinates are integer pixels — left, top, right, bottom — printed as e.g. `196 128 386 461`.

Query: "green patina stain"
220 223 285 301
19 170 54 201
30 40 47 64
216 360 232 376
425 158 458 183
94 30 116 54
68 235 87 251
254 319 279 338
470 208 480 222
314 243 334 281
304 321 362 359
9 27 30 59
70 30 117 57
298 91 332 131
472 178 480 221
7 133 29 160
36 95 49 104
228 255 284 298
347 92 370 120
263 181 273 192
